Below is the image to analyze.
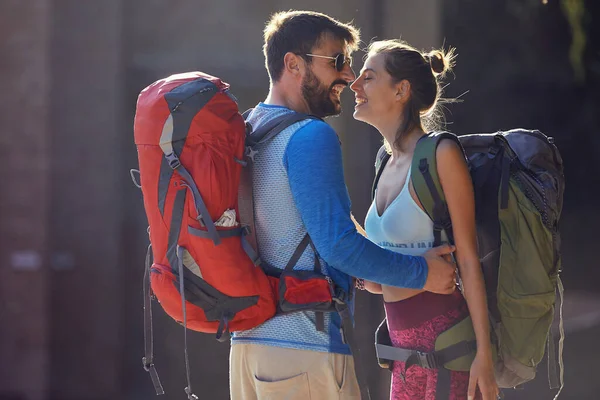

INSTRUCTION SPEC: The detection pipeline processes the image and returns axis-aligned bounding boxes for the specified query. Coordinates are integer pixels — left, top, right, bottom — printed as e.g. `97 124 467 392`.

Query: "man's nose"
341 63 356 83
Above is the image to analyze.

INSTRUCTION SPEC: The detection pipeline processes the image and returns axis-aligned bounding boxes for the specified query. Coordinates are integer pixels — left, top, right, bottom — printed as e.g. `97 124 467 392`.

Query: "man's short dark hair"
263 10 360 83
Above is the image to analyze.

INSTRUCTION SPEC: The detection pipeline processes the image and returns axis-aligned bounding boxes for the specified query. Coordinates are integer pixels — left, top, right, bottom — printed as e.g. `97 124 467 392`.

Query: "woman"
350 40 498 400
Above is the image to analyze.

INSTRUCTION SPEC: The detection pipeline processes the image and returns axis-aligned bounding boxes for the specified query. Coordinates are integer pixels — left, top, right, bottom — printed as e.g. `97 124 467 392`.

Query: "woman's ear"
283 52 302 77
396 80 411 101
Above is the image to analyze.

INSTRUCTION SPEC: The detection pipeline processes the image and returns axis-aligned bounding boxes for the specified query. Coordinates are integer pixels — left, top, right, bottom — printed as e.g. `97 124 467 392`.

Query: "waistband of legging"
384 290 467 331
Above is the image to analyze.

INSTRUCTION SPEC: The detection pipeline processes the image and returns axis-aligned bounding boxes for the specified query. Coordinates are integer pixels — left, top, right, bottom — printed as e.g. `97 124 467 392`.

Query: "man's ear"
283 52 302 77
396 80 411 102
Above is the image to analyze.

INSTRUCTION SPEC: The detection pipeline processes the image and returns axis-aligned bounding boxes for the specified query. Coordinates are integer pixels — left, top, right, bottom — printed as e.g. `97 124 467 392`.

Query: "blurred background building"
1 0 598 399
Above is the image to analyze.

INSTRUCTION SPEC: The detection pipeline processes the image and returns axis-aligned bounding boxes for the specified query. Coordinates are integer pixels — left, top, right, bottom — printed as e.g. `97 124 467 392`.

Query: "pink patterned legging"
385 291 482 400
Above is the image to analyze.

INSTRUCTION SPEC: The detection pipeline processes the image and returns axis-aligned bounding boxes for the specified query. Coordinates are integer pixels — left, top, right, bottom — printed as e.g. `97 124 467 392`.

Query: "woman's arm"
437 139 490 352
436 139 497 398
363 280 383 294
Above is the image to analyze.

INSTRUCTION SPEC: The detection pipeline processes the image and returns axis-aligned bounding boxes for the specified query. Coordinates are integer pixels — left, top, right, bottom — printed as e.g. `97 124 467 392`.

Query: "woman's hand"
468 351 498 400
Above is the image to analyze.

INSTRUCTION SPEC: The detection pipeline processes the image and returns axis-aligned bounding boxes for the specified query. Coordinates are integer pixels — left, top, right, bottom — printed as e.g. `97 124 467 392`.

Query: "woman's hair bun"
426 50 446 75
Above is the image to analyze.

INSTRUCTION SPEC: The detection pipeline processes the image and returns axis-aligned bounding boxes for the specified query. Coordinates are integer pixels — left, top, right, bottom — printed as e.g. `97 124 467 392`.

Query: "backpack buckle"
165 153 181 169
332 286 349 303
487 146 500 158
142 357 154 372
416 351 438 369
245 146 258 162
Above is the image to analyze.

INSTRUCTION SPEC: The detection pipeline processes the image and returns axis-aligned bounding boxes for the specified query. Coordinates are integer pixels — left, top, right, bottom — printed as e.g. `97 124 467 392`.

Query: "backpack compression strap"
142 244 164 396
159 78 221 246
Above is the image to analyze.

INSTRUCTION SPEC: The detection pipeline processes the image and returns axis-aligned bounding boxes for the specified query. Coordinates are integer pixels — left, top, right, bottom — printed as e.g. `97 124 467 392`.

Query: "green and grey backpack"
372 130 565 398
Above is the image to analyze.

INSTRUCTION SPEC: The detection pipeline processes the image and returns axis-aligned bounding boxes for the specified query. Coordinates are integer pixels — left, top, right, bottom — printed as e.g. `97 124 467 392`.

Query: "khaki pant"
229 343 361 400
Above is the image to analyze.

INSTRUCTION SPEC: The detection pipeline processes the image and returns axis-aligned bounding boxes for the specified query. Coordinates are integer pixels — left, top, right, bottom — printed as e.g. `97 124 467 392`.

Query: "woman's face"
350 52 400 126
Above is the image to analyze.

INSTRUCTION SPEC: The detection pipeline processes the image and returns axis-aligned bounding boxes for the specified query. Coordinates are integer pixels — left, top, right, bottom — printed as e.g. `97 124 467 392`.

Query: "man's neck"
264 83 311 114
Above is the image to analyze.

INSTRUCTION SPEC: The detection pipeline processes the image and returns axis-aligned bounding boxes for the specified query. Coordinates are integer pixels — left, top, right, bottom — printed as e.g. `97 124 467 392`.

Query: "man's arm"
283 120 427 289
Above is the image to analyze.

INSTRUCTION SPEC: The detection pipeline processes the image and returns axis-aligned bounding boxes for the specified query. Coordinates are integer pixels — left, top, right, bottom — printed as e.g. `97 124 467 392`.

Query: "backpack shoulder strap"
371 145 391 201
242 108 253 120
410 132 463 246
247 111 321 147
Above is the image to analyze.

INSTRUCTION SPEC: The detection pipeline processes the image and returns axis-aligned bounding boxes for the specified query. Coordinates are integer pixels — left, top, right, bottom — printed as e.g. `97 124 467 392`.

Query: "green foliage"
560 0 587 82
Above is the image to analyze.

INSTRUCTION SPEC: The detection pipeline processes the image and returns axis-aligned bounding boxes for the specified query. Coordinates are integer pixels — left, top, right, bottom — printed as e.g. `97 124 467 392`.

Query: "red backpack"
132 72 368 399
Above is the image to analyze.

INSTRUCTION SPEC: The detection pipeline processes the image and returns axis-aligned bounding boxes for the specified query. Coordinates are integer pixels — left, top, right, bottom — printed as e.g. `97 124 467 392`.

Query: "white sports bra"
365 165 436 257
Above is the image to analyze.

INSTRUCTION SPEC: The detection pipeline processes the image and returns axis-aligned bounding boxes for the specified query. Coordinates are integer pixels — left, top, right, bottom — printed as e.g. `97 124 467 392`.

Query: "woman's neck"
380 123 426 161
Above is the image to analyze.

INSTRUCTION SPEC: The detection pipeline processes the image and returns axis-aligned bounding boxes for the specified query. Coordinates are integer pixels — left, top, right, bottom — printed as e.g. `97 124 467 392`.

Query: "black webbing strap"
188 225 243 239
376 339 476 368
279 234 321 324
158 157 174 217
315 311 325 333
175 164 220 246
547 330 559 389
371 147 390 201
215 314 231 343
283 234 311 272
238 162 260 262
436 368 452 400
307 236 321 274
240 229 261 265
188 224 261 268
334 299 371 400
163 188 198 399
176 246 199 400
428 340 477 400
500 155 511 210
307 237 326 332
142 244 164 395
375 343 412 365
166 189 187 274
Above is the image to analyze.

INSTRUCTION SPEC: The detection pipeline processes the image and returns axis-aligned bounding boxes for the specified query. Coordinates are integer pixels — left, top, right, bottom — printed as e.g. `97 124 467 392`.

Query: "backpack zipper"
171 86 218 112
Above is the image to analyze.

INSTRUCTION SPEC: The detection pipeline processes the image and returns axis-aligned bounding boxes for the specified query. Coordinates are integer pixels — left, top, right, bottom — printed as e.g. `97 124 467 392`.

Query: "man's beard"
301 68 346 118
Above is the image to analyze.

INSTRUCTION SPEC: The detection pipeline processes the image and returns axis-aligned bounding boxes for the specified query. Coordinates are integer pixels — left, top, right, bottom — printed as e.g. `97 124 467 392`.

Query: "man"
230 10 457 400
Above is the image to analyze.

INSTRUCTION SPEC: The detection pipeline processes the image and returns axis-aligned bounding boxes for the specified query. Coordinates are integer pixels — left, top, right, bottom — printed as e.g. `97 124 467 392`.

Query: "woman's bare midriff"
382 286 424 303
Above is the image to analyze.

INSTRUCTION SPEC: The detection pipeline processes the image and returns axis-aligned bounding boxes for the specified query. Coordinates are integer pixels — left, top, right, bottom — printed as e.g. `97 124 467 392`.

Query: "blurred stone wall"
0 2 51 400
0 1 441 399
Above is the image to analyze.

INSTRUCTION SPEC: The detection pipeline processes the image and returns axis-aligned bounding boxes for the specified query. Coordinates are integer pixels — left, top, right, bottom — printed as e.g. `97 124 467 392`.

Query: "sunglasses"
305 53 352 72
